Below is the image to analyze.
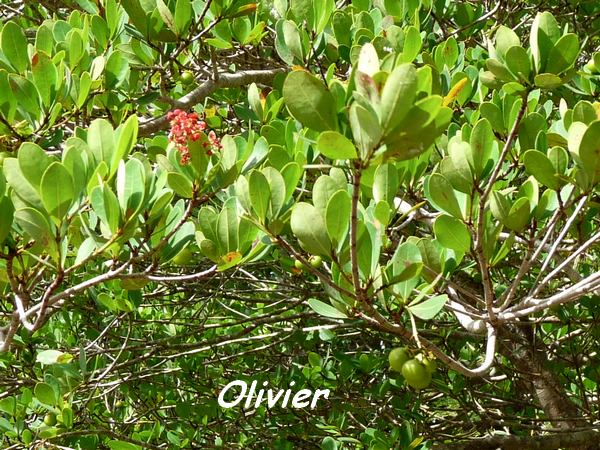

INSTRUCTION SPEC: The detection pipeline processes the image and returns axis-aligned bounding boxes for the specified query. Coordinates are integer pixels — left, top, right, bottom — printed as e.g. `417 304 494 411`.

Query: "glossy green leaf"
262 167 286 219
88 119 115 166
14 207 54 247
316 131 358 160
282 71 337 132
379 63 417 133
434 215 471 253
426 174 463 218
505 46 531 82
325 190 351 247
41 162 75 220
1 21 28 74
349 103 382 158
36 350 73 365
31 52 58 107
408 294 448 320
534 73 562 89
167 172 193 198
546 33 579 75
530 12 560 73
494 26 520 60
0 197 14 245
523 150 560 189
308 298 348 319
34 382 57 406
18 143 52 191
290 202 331 256
249 170 270 222
390 242 423 282
576 121 600 185
373 163 398 203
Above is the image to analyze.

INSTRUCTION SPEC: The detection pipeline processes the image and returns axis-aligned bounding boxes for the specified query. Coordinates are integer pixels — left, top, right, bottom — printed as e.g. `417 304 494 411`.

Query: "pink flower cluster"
167 109 222 164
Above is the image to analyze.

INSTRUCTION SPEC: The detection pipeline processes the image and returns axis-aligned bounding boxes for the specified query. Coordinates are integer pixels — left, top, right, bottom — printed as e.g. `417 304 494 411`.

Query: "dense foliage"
1 0 600 449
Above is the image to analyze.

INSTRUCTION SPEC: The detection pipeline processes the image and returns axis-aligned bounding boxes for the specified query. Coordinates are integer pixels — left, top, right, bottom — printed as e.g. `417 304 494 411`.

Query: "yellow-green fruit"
294 259 304 270
401 359 432 390
309 255 322 268
422 357 437 374
388 347 410 372
181 71 195 85
44 412 57 426
172 247 194 266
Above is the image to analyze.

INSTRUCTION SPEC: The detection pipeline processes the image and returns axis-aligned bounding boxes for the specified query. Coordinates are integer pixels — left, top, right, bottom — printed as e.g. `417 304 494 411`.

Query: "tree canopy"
1 0 600 449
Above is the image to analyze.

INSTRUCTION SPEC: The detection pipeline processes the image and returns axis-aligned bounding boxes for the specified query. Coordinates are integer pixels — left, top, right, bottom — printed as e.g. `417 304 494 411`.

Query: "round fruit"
172 247 194 266
422 357 437 374
294 259 304 270
309 255 322 268
388 347 410 372
180 70 195 85
401 359 432 390
44 412 57 426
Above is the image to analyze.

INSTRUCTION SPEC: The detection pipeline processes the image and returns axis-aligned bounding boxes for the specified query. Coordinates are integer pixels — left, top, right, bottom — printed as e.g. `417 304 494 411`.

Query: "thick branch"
138 67 287 137
432 428 600 450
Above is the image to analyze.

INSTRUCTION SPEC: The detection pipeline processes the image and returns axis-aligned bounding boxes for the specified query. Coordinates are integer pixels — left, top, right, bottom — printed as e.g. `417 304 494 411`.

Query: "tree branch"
138 67 288 137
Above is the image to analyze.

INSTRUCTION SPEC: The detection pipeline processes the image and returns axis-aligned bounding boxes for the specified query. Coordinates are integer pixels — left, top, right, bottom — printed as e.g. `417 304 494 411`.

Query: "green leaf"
494 26 520 60
34 382 57 406
90 185 121 234
486 58 515 82
1 21 28 74
0 197 14 245
174 0 193 35
469 118 494 178
434 215 471 253
308 298 347 319
545 34 579 75
490 191 511 222
523 150 560 190
325 190 351 247
41 162 75 220
116 159 145 216
31 52 58 107
390 242 423 282
18 143 52 191
108 440 142 450
316 131 358 159
262 167 286 219
3 158 43 209
282 71 337 132
505 46 531 82
14 207 54 247
88 119 115 166
112 115 138 177
534 73 562 89
156 0 176 33
350 103 382 158
504 197 531 232
36 350 73 365
313 175 342 214
530 12 560 73
217 197 239 253
105 50 129 89
408 294 448 320
373 163 398 203
291 202 332 256
576 121 600 185
167 172 193 198
426 174 463 218
379 63 417 133
248 170 270 222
